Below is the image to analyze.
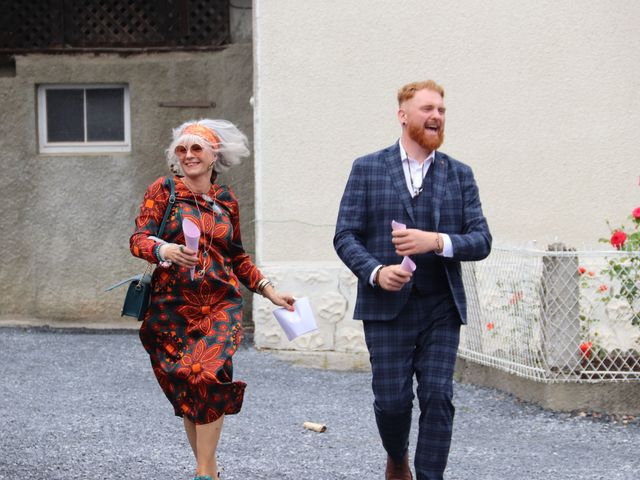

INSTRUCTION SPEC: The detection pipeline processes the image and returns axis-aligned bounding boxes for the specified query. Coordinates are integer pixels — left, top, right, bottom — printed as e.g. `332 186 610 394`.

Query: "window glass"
86 88 125 141
46 89 84 142
38 84 130 153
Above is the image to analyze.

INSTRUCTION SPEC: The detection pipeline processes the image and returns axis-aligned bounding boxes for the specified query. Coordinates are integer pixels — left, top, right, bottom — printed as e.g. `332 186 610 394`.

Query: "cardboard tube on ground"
303 421 327 433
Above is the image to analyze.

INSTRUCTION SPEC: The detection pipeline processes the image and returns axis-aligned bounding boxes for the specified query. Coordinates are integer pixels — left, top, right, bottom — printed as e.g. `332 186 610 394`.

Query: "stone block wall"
0 45 254 324
252 263 370 368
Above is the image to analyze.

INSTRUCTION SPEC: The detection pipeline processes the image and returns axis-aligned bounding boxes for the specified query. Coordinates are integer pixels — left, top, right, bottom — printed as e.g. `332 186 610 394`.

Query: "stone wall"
253 264 369 369
0 45 255 325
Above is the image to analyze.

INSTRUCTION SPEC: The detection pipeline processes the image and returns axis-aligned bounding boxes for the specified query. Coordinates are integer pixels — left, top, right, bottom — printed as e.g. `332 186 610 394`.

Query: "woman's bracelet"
154 243 173 267
153 243 164 262
257 278 273 296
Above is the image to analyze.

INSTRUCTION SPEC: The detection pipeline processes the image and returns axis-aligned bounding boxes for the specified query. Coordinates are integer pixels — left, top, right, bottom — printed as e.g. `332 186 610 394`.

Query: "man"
334 80 491 480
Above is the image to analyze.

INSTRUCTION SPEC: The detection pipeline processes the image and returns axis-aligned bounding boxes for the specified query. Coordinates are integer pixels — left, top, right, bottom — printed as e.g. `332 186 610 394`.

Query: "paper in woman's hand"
182 218 200 280
392 220 417 272
272 297 318 341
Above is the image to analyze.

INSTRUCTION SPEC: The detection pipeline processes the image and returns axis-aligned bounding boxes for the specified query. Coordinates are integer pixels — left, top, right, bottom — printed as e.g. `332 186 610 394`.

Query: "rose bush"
578 204 640 365
598 205 640 326
603 205 640 251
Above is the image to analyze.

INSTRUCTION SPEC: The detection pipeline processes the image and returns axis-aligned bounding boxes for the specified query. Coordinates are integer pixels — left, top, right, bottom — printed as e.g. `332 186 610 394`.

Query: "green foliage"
596 209 640 326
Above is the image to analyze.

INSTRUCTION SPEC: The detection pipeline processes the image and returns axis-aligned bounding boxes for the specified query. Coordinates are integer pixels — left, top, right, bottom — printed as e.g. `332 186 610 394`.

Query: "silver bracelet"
257 279 273 296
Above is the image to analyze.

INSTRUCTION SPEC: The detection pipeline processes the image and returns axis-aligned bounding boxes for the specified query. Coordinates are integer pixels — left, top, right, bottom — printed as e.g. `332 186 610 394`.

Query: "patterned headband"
181 124 221 148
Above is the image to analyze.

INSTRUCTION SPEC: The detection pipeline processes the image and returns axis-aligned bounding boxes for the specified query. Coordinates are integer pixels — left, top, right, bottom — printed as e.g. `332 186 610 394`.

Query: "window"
37 84 131 154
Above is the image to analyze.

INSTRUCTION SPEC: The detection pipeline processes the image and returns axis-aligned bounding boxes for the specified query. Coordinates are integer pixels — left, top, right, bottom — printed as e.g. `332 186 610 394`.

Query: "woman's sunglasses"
175 144 204 156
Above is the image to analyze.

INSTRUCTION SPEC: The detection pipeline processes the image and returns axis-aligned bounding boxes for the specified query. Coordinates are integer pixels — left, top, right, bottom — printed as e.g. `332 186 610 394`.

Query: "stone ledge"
455 357 640 415
0 317 140 331
261 348 371 371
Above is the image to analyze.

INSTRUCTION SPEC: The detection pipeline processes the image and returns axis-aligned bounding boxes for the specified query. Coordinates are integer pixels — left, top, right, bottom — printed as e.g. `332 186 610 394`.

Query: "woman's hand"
159 243 198 267
262 285 295 311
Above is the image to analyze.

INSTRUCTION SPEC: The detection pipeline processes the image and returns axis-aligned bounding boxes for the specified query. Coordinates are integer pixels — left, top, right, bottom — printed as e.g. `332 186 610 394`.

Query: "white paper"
272 297 318 341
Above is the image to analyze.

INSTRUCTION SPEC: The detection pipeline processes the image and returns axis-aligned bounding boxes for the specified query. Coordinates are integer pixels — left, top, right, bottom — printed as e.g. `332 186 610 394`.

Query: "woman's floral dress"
130 176 264 425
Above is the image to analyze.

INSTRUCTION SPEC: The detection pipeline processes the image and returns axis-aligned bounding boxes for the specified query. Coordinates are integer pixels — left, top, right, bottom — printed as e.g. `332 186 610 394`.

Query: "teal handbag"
106 177 175 321
120 269 153 320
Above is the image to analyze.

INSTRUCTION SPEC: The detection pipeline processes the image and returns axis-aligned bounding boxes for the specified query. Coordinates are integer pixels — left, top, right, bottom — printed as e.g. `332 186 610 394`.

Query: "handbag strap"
104 177 176 293
138 177 175 282
157 176 176 239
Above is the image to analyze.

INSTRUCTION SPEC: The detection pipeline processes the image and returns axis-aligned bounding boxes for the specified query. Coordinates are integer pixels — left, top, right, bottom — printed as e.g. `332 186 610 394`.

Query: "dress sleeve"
129 177 170 263
225 187 264 291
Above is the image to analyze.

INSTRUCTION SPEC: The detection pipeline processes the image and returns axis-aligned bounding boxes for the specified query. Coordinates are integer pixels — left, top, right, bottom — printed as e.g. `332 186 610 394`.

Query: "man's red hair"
397 80 445 105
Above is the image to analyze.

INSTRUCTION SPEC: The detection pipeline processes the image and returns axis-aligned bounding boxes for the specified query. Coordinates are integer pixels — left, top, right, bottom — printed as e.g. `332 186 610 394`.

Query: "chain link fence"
460 245 640 383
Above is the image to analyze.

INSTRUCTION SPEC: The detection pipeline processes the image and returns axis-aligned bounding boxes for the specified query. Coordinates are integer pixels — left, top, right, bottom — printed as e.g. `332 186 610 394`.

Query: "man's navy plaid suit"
334 142 491 479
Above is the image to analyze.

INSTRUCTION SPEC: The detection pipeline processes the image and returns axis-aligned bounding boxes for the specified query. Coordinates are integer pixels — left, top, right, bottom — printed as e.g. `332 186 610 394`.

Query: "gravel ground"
0 326 638 480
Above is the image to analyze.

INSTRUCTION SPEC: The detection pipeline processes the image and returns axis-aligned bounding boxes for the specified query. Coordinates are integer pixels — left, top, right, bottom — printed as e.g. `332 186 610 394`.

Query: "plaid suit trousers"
363 290 460 480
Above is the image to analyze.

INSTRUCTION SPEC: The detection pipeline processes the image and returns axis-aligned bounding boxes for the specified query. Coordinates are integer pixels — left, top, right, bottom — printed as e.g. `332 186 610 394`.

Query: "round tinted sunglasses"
174 144 205 156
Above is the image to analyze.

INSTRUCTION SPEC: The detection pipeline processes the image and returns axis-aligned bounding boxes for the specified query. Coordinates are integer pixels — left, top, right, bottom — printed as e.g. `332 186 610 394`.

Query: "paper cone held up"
182 218 200 280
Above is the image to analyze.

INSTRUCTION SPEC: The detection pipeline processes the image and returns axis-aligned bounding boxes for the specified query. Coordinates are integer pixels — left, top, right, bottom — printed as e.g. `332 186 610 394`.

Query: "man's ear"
397 108 407 126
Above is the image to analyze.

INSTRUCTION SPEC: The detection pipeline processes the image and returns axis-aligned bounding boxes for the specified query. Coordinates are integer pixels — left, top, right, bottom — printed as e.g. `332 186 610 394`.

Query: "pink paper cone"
400 256 417 272
182 218 200 280
391 220 417 273
391 220 406 230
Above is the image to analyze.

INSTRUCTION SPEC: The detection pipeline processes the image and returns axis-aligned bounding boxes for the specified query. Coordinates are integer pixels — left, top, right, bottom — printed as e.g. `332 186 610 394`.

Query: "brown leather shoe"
385 454 413 480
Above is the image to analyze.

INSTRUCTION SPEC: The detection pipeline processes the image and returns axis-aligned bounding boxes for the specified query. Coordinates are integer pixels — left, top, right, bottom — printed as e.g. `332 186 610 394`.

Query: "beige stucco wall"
0 45 255 324
252 1 640 351
255 0 640 261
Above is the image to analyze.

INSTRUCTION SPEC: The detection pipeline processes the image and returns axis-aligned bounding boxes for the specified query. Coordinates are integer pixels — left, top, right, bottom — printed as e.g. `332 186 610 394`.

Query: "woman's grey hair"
166 119 250 176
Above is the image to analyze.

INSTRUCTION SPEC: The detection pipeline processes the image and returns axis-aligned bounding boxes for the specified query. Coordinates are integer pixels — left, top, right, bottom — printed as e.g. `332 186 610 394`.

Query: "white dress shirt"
369 141 454 286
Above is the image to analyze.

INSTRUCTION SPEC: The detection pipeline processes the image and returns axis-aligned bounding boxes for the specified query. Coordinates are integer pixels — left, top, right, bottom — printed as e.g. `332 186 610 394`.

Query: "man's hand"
392 229 440 256
378 264 412 291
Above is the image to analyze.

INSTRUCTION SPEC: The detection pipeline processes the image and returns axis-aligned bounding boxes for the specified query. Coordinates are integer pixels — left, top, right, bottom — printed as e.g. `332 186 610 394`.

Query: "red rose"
633 207 640 220
486 322 494 330
610 230 627 250
578 266 586 275
599 284 608 292
579 341 593 359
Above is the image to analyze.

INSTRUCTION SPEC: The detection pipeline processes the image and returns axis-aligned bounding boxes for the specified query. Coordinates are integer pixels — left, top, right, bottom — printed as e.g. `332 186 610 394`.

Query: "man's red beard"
407 121 444 152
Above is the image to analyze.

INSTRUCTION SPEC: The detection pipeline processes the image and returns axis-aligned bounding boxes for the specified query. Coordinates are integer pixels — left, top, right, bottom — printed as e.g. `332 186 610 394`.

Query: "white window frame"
37 84 131 154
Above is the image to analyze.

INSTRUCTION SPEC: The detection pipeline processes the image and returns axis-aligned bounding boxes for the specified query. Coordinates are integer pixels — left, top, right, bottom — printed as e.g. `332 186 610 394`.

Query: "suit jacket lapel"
430 151 448 230
385 142 416 224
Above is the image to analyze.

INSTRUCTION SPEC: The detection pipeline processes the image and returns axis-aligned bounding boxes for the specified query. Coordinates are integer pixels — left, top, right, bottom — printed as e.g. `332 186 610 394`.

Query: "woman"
130 119 294 480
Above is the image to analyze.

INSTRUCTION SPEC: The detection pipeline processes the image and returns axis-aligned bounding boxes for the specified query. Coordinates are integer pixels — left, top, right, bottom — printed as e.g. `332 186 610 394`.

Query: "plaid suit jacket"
334 142 491 323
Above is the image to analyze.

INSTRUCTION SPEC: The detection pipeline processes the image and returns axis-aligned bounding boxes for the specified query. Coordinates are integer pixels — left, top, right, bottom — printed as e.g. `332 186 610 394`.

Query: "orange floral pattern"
131 176 261 425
